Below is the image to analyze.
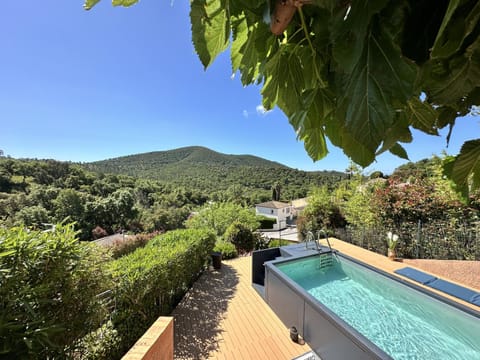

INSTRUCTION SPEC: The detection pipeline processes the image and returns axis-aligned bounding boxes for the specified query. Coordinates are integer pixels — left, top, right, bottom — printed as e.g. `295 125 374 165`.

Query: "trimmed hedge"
268 239 293 248
107 228 215 357
257 216 276 229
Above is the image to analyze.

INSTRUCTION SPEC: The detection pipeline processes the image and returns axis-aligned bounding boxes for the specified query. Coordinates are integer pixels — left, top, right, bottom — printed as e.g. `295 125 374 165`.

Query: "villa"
255 200 294 230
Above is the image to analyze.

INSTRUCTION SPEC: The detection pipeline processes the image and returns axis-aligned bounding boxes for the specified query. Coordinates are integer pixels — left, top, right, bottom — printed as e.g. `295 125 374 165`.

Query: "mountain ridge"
83 146 347 198
87 146 289 170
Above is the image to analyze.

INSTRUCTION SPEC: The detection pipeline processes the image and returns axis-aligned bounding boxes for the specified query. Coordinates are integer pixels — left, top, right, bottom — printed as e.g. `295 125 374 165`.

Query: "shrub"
186 202 259 237
0 224 109 359
224 221 255 254
107 228 215 357
214 241 238 259
92 225 108 239
254 232 270 250
76 321 121 360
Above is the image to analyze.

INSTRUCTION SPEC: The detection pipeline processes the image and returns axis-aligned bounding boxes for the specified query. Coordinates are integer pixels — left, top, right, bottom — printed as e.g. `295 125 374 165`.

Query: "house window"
271 209 274 214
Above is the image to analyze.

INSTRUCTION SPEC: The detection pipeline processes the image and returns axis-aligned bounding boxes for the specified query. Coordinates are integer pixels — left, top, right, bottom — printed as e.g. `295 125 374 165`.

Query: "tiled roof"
255 201 291 209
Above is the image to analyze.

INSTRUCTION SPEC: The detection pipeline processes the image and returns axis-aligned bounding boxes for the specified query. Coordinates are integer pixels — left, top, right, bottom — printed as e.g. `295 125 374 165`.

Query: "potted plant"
386 231 399 260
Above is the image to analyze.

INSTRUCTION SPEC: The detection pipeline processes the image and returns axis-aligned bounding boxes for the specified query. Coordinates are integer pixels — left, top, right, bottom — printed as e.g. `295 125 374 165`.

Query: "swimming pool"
264 253 480 360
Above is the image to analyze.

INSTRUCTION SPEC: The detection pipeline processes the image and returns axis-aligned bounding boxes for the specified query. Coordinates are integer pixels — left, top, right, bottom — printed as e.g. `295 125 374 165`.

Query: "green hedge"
268 239 293 248
257 216 276 229
106 228 215 357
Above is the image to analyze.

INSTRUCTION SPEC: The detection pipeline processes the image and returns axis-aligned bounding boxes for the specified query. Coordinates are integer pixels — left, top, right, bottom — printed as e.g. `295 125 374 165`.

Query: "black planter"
211 251 222 270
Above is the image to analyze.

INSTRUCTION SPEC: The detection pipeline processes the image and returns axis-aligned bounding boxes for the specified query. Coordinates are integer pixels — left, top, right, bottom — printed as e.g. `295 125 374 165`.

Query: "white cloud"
242 110 249 118
256 104 272 116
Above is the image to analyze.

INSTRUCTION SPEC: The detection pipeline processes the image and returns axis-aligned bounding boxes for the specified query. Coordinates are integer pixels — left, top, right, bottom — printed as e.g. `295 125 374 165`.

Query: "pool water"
277 256 480 360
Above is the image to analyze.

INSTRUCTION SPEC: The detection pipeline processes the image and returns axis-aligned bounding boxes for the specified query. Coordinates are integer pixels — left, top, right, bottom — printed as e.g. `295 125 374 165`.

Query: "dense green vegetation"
0 149 344 240
0 225 214 359
299 156 480 260
101 228 215 358
0 224 108 359
85 146 346 202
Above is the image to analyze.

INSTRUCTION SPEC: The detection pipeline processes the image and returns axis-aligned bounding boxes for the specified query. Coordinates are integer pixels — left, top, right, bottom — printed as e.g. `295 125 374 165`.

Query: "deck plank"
172 256 310 359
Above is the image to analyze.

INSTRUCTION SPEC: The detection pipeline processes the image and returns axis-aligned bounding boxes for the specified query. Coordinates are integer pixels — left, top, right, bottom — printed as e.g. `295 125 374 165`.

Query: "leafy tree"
53 189 85 223
86 0 480 192
186 202 259 237
142 206 190 232
15 205 49 228
28 185 60 214
298 185 345 238
223 221 256 254
271 181 281 201
340 179 384 228
0 167 12 192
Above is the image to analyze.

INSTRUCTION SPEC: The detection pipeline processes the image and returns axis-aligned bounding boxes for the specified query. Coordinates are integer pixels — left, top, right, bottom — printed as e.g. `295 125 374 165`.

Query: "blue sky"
1 1 477 174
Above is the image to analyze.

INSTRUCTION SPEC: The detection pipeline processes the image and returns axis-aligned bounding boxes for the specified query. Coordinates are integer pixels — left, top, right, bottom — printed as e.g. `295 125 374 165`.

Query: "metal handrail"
305 231 320 251
317 229 336 258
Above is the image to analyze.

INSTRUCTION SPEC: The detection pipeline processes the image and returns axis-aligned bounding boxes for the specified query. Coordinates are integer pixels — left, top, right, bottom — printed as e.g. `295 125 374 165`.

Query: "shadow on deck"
173 264 239 359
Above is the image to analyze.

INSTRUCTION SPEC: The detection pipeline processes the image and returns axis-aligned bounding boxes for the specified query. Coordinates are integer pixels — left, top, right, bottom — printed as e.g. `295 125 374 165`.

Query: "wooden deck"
172 256 310 359
173 239 479 359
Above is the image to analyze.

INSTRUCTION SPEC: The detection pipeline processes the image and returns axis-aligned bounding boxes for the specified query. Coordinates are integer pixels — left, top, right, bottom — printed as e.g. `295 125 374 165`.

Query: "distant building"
290 198 308 217
93 233 131 247
255 201 293 230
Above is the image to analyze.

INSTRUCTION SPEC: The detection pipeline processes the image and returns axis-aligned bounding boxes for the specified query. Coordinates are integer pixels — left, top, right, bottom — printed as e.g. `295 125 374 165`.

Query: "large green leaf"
451 139 480 190
389 143 409 160
375 112 412 157
289 89 334 161
406 97 438 135
337 129 377 167
331 0 388 73
277 49 306 114
232 15 273 86
261 49 286 110
190 0 230 69
322 112 375 167
231 15 248 74
431 0 480 59
337 25 417 163
424 38 480 105
443 155 469 199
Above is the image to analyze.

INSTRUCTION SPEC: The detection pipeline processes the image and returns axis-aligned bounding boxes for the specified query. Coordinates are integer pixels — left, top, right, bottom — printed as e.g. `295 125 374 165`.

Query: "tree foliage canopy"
85 0 480 192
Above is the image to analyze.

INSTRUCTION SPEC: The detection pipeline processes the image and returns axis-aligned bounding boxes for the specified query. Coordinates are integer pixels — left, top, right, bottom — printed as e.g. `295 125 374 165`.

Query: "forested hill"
86 146 287 172
84 146 347 198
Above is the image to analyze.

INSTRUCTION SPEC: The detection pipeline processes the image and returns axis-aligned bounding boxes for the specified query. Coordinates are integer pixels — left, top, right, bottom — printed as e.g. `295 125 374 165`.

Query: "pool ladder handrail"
317 229 338 259
305 231 320 251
